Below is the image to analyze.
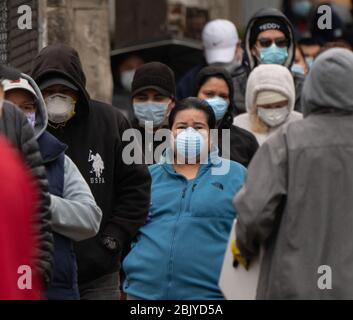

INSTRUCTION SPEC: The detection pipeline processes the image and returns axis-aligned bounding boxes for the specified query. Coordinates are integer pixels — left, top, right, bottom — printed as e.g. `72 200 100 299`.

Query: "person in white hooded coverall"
233 64 302 146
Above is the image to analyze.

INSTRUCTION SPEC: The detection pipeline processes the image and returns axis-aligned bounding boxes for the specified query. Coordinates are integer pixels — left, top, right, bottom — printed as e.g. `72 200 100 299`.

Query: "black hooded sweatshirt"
31 44 151 284
195 66 259 168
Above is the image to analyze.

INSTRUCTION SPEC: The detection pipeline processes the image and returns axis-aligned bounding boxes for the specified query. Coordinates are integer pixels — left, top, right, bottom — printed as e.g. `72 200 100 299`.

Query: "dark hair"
168 97 216 130
194 66 236 128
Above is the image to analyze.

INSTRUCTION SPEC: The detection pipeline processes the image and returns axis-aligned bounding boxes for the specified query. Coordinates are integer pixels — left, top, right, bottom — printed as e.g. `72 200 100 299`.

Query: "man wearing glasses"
233 8 304 114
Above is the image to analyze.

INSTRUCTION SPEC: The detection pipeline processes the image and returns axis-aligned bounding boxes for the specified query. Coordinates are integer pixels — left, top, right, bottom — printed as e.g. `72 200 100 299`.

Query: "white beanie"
245 64 295 114
256 91 287 105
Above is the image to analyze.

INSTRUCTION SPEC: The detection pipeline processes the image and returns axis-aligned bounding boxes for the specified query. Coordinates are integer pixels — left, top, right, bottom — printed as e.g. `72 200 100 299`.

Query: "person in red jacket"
0 135 42 300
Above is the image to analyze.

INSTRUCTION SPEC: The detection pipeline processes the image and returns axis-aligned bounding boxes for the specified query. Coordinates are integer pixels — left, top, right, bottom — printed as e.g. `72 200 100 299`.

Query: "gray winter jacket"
50 155 102 241
234 48 353 299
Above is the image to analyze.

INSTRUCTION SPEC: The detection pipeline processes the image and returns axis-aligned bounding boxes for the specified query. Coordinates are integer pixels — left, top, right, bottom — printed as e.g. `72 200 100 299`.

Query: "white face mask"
45 94 76 124
257 106 289 127
120 69 136 92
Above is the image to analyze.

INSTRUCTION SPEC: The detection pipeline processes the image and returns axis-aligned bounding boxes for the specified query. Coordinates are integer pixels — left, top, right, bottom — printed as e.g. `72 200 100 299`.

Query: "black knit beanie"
131 62 176 99
249 17 291 48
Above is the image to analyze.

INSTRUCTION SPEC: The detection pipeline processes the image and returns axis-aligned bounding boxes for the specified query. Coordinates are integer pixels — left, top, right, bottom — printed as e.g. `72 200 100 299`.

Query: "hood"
302 48 353 117
20 73 48 139
246 64 295 114
1 68 48 139
30 44 90 119
194 66 235 128
244 8 295 71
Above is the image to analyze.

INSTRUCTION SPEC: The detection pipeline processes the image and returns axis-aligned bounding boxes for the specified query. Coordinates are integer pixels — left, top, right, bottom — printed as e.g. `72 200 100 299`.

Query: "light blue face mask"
292 0 312 17
206 96 229 121
291 63 305 75
259 44 288 65
175 127 205 161
133 101 169 127
305 56 314 68
26 112 36 128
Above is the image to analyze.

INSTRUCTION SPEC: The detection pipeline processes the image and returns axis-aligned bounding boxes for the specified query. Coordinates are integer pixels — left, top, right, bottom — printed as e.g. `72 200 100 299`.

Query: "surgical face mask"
258 44 288 65
291 63 305 75
133 101 169 127
26 112 36 128
206 96 229 121
305 56 314 68
45 94 76 124
292 0 312 17
175 127 205 161
257 106 290 127
120 69 135 92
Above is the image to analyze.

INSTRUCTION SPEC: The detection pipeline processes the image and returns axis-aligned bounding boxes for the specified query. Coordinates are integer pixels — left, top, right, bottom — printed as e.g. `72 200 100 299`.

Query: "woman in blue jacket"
123 97 247 300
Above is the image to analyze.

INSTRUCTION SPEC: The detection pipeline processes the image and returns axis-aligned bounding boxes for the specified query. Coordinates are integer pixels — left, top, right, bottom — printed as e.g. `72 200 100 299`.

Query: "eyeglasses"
257 37 289 48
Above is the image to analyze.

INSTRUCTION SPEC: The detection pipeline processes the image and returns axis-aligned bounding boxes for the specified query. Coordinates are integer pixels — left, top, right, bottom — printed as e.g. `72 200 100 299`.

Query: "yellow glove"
231 239 249 270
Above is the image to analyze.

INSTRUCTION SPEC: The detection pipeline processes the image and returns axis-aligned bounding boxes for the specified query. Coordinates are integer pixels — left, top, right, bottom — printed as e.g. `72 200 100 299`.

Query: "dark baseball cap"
39 76 78 91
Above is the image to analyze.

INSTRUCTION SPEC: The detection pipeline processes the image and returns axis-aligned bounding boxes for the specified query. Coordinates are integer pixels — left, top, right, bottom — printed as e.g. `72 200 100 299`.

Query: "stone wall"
46 0 113 103
168 0 230 19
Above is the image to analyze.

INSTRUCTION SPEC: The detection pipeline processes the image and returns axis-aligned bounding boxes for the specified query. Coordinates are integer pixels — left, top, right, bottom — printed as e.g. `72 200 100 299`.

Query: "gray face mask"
257 106 290 127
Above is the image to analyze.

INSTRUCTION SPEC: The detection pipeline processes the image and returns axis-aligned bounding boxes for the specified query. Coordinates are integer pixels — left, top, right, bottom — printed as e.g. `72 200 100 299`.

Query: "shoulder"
233 113 251 128
211 158 247 188
227 158 247 174
182 64 204 78
213 157 247 176
64 154 81 176
89 99 132 129
230 123 258 145
90 100 127 118
289 111 303 120
148 163 164 175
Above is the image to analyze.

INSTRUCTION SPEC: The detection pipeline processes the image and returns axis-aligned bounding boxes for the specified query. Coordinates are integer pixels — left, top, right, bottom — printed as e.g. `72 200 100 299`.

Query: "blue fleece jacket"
123 150 246 300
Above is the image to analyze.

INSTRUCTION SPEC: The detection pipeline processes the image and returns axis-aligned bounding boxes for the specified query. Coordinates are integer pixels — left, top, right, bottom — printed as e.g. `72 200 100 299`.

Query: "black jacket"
0 102 54 288
195 66 259 167
31 44 151 284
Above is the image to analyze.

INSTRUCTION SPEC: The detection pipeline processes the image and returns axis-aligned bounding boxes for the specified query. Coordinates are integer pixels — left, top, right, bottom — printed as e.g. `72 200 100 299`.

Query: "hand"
231 239 250 270
101 235 120 253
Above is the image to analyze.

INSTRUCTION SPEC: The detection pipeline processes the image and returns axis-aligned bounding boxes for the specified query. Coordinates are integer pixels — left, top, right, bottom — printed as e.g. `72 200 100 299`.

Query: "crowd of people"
1 1 353 300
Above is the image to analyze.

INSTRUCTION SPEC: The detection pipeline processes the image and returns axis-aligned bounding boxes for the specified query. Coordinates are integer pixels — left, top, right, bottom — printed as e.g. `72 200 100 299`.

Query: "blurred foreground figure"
0 65 54 290
0 136 42 300
233 48 353 299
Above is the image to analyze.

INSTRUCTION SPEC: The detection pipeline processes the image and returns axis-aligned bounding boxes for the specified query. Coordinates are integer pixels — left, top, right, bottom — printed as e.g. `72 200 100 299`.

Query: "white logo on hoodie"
88 150 105 184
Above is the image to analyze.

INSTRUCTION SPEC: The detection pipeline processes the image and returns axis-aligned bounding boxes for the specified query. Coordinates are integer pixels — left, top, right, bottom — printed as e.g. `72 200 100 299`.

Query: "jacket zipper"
166 184 187 299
